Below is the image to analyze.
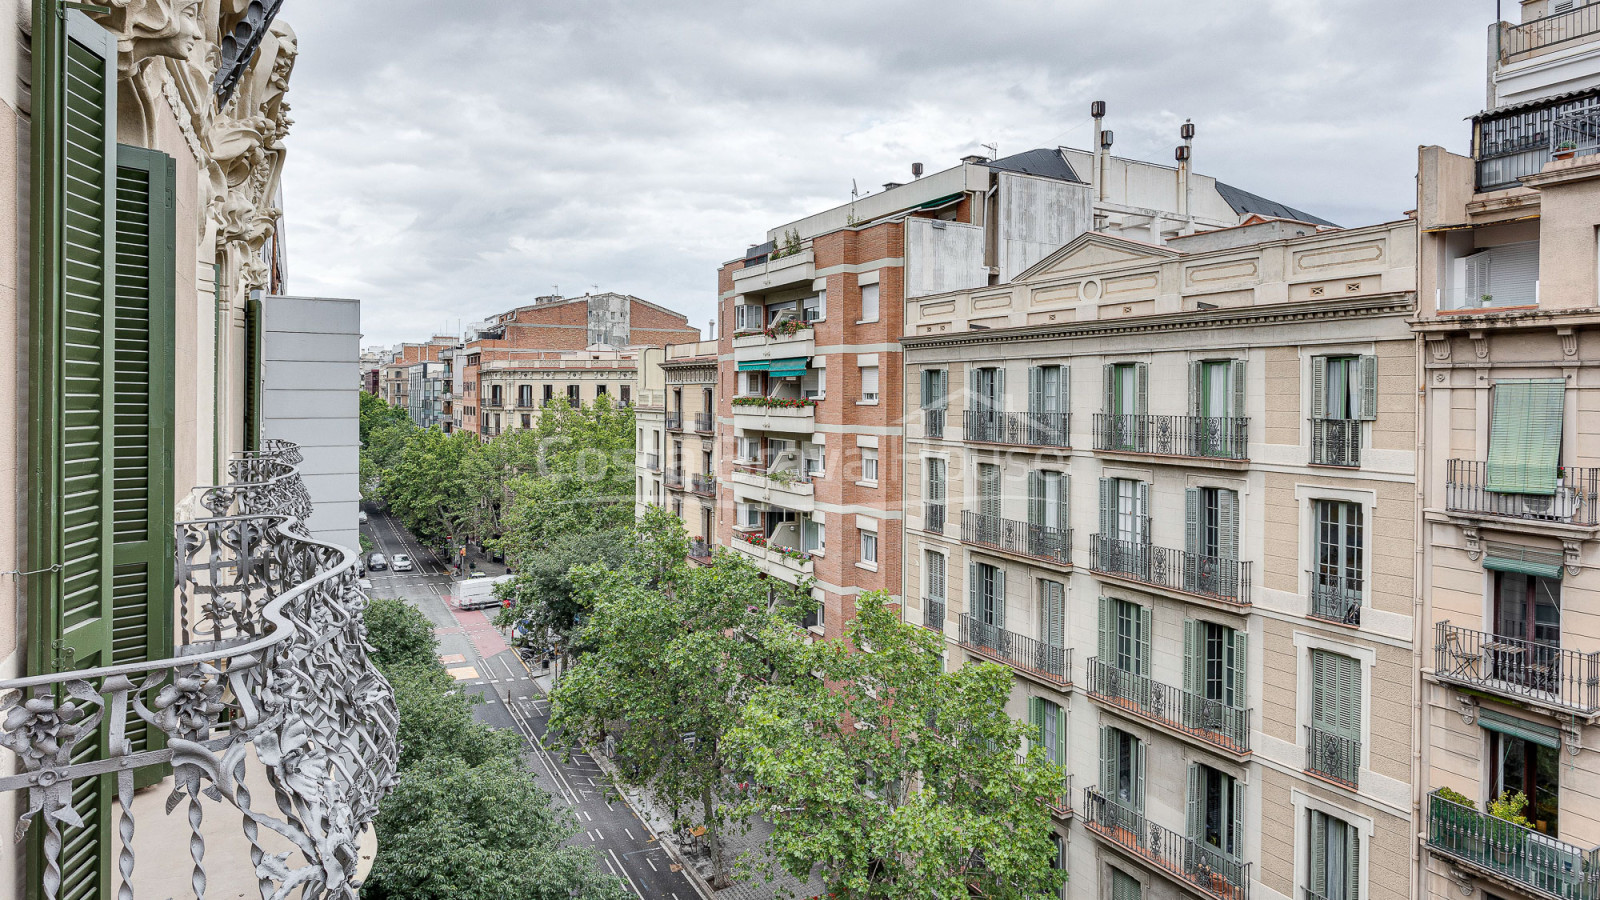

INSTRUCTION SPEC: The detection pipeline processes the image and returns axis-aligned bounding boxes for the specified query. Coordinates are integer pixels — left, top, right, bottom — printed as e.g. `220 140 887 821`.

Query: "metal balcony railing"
1305 725 1360 789
1428 791 1600 900
1309 578 1363 627
665 412 684 431
1434 621 1600 715
0 440 399 900
923 597 946 630
694 412 715 432
1090 535 1252 605
1501 2 1600 60
1083 788 1251 900
689 539 712 561
1310 419 1361 467
1553 109 1600 161
644 452 661 471
1445 459 1600 526
691 474 716 497
1087 658 1251 754
958 613 1072 686
1093 414 1249 460
1046 772 1074 819
963 410 1071 448
664 468 684 489
925 407 946 439
924 502 946 534
961 510 1072 565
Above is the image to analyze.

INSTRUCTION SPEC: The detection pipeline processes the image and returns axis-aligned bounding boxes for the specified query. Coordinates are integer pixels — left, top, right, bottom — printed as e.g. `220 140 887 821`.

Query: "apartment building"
0 4 395 898
901 217 1419 900
720 127 1334 641
475 350 637 436
1415 5 1600 900
656 342 721 559
379 335 455 409
408 360 450 428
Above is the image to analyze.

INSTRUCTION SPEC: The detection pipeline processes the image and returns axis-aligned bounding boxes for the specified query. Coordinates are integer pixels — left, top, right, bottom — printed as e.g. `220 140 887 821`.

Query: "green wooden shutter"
1103 363 1115 415
1188 360 1203 417
1346 819 1361 900
1231 630 1248 708
113 145 178 790
1133 734 1146 812
1186 763 1203 842
1099 477 1115 539
1028 470 1044 525
1099 726 1115 796
1231 777 1245 859
1355 355 1378 421
1097 595 1113 665
993 567 1006 631
1041 580 1065 649
1138 603 1153 677
1029 366 1043 417
28 8 119 898
1231 358 1247 419
996 367 1006 411
1219 488 1239 560
1310 811 1330 896
921 369 933 409
1311 356 1328 419
1051 704 1066 766
1183 618 1202 694
1136 481 1150 543
1059 366 1070 415
968 561 978 617
969 366 980 413
1184 487 1202 557
1486 378 1565 495
243 295 264 450
1135 363 1149 416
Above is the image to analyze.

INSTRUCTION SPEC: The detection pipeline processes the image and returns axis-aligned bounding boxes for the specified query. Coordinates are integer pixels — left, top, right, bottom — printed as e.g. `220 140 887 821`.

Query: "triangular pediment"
1015 232 1179 283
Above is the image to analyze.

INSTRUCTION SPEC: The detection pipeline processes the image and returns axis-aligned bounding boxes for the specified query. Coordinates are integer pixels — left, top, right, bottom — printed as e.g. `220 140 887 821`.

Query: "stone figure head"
124 0 206 64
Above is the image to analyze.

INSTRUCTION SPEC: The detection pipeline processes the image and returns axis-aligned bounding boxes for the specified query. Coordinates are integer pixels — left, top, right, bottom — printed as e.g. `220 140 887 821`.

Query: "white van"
450 573 516 610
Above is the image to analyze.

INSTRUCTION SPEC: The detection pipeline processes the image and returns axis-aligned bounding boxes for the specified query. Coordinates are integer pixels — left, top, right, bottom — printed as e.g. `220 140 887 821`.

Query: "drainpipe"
213 263 224 483
1412 330 1428 900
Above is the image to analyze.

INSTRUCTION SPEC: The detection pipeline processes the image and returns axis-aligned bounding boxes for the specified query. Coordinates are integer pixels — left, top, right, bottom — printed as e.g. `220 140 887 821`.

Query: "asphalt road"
361 507 703 900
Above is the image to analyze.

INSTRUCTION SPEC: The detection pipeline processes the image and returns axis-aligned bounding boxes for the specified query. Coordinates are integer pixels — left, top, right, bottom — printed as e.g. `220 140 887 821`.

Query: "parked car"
368 553 388 571
392 554 414 572
358 511 368 524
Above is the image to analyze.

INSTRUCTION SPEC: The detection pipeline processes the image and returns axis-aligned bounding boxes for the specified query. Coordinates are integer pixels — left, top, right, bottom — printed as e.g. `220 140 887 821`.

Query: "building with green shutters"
0 3 396 899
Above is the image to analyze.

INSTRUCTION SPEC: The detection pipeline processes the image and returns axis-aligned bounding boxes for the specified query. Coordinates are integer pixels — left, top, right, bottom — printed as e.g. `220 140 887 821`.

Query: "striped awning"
1483 541 1564 580
736 360 770 372
1479 709 1561 750
767 357 809 378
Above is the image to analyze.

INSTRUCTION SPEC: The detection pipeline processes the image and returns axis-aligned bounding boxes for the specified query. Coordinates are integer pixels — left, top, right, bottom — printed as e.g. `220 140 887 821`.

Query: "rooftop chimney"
1176 119 1194 219
912 161 924 179
1091 101 1109 202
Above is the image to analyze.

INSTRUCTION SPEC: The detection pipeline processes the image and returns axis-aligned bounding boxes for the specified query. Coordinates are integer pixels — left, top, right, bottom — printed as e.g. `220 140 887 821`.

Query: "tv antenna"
981 142 998 160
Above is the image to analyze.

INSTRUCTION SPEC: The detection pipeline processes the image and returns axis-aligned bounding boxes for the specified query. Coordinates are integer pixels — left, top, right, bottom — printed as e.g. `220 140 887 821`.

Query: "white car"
392 554 414 572
359 511 368 524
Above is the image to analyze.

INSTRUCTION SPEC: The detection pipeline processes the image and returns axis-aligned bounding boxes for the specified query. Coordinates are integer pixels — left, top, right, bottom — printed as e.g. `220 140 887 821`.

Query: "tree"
381 426 479 546
496 396 636 557
490 527 632 648
549 508 812 888
725 591 1067 900
364 596 440 670
360 389 411 442
359 391 415 502
386 663 521 770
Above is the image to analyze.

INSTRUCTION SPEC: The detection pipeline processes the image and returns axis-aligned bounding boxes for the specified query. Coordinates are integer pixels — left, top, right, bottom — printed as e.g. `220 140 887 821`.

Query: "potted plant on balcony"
1486 790 1531 865
1555 140 1578 160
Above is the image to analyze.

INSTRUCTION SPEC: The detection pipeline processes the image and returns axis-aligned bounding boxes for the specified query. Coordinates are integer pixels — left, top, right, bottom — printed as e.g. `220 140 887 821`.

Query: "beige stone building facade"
634 341 720 556
1415 6 1600 900
475 350 637 437
901 218 1419 900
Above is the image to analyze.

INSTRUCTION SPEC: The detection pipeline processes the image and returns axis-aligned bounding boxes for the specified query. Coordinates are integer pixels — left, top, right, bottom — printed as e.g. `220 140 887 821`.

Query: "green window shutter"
1133 735 1146 812
1099 476 1115 539
1029 696 1044 749
1486 378 1565 495
996 367 1006 410
969 366 980 413
968 561 978 616
1136 362 1149 416
1188 360 1203 417
1355 355 1378 421
1103 363 1115 414
1029 365 1043 416
1311 650 1330 727
1219 488 1239 560
921 369 933 409
1183 618 1202 694
29 8 119 898
1230 775 1245 859
1099 726 1115 797
1310 811 1330 896
1058 366 1070 414
1027 470 1043 525
1478 708 1562 750
1231 630 1249 708
1043 580 1064 649
113 145 177 790
993 567 1006 631
1231 358 1247 419
1097 596 1113 665
1051 705 1066 766
1310 357 1328 419
1137 604 1152 677
1186 763 1203 842
1136 481 1150 543
243 296 264 450
1346 820 1361 900
1184 487 1201 557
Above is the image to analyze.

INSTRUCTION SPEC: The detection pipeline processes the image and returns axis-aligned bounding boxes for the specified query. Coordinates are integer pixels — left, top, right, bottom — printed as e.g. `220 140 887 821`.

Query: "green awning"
737 360 770 372
767 357 809 378
1483 541 1564 580
1487 379 1565 495
1479 709 1561 749
912 192 964 211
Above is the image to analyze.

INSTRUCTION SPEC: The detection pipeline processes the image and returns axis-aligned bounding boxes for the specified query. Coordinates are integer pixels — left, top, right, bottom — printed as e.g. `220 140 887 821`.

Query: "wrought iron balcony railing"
694 412 715 432
1500 1 1600 61
1445 459 1600 526
0 440 399 900
923 597 946 631
963 410 1070 448
924 502 946 534
1309 577 1363 627
665 412 684 431
1046 772 1074 819
1434 621 1600 715
1083 788 1251 900
1428 791 1600 900
925 407 946 439
1311 418 1361 467
691 474 717 497
1087 658 1251 754
1090 535 1251 605
958 613 1072 686
961 510 1072 565
1305 725 1360 789
688 539 713 561
1093 414 1249 460
664 468 685 489
644 452 661 471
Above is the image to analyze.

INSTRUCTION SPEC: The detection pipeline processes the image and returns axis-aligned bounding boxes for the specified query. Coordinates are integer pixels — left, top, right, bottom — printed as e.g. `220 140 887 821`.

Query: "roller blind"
1487 378 1565 495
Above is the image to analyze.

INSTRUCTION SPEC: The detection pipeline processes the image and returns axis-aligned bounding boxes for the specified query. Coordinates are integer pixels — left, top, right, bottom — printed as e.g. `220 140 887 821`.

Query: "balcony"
957 613 1072 688
1089 536 1252 606
664 468 684 490
644 452 661 471
1310 419 1361 467
924 501 946 534
731 247 815 291
689 539 713 563
925 408 946 440
922 597 946 631
1500 2 1600 61
1083 788 1251 900
731 531 815 578
694 412 715 433
1093 414 1248 462
1086 658 1251 756
1304 725 1360 789
691 474 717 498
1434 622 1600 716
1427 791 1600 900
731 396 815 432
665 412 684 431
1553 109 1600 162
1445 460 1600 527
1309 578 1363 627
1046 772 1074 820
964 410 1071 449
731 466 815 512
732 320 816 362
1475 93 1600 191
0 440 399 900
961 510 1072 566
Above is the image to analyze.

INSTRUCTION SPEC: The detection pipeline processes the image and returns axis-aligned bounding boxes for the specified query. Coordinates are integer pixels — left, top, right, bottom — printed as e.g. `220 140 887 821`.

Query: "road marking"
581 810 591 822
607 848 645 899
625 827 636 841
647 856 657 871
593 828 603 840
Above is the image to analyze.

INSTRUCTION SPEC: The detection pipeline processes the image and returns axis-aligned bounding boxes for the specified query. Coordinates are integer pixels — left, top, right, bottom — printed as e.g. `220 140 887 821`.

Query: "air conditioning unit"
1510 488 1577 520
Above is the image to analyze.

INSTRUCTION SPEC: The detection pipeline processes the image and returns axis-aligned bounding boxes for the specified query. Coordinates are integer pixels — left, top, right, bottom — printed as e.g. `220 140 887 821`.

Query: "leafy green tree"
496 396 636 556
387 663 521 770
726 591 1067 900
364 596 439 671
550 508 811 888
490 527 632 647
365 755 629 900
360 389 411 442
381 426 480 546
359 392 415 502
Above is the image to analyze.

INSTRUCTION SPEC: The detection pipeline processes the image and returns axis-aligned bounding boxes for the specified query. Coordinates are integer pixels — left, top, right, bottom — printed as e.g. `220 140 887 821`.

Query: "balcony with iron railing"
691 474 717 497
1475 92 1600 191
964 410 1071 448
0 440 399 900
1086 658 1251 756
1427 790 1600 900
961 510 1072 566
1552 109 1600 162
1445 460 1600 527
665 468 685 489
694 412 715 433
688 539 713 562
957 613 1072 688
644 452 661 471
1304 725 1360 789
924 501 946 534
665 412 684 431
1500 2 1600 62
923 597 946 631
1089 535 1252 606
1434 621 1600 716
1310 419 1361 467
1093 414 1249 462
925 407 946 439
1083 788 1251 900
1046 772 1074 820
1309 577 1363 627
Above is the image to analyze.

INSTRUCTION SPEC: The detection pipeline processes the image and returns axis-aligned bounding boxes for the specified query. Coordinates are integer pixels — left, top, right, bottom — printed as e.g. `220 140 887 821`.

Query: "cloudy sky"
279 0 1490 347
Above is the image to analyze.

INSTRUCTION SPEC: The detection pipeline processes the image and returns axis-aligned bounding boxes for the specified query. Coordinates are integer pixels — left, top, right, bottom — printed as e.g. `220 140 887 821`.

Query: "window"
1028 364 1065 415
1039 579 1065 650
860 366 879 403
1309 649 1362 785
739 370 765 396
969 560 1006 633
1313 500 1364 623
925 458 947 531
1489 727 1560 834
861 448 878 484
860 282 880 322
1311 356 1377 422
802 366 825 399
859 529 878 565
1099 597 1149 676
803 518 826 554
1029 697 1065 765
518 384 533 407
736 502 761 529
1486 379 1565 495
737 436 761 464
596 384 607 397
490 384 503 407
1104 362 1145 416
1100 726 1145 812
802 594 824 630
567 384 581 404
802 442 824 477
1111 868 1141 900
1451 240 1539 309
620 384 630 404
970 366 1003 414
1307 810 1359 900
1186 620 1246 709
1491 570 1561 689
1098 478 1148 548
1028 470 1068 531
803 290 825 322
1187 487 1239 559
1188 763 1242 860
977 463 1002 520
925 550 946 602
521 413 531 429
735 303 762 332
543 384 554 405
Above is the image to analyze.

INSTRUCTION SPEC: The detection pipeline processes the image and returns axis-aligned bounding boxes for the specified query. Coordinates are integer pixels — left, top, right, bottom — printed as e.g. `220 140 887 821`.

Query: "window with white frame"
860 282 880 322
802 366 825 399
860 528 878 564
802 442 825 477
737 436 761 464
803 518 826 553
925 550 946 602
861 448 879 484
1307 809 1360 900
860 366 879 402
803 291 825 322
738 370 765 397
736 502 761 529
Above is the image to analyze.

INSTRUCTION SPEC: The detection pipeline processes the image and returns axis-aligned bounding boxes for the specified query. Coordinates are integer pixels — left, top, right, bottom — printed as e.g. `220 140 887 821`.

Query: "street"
361 507 704 900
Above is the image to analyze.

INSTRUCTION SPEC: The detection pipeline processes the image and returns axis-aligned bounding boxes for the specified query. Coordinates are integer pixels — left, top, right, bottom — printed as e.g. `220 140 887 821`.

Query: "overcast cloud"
278 0 1488 347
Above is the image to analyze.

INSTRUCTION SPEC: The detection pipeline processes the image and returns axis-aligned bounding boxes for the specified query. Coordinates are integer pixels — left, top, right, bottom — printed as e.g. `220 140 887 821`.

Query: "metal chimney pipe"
1176 119 1194 219
1091 101 1106 201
